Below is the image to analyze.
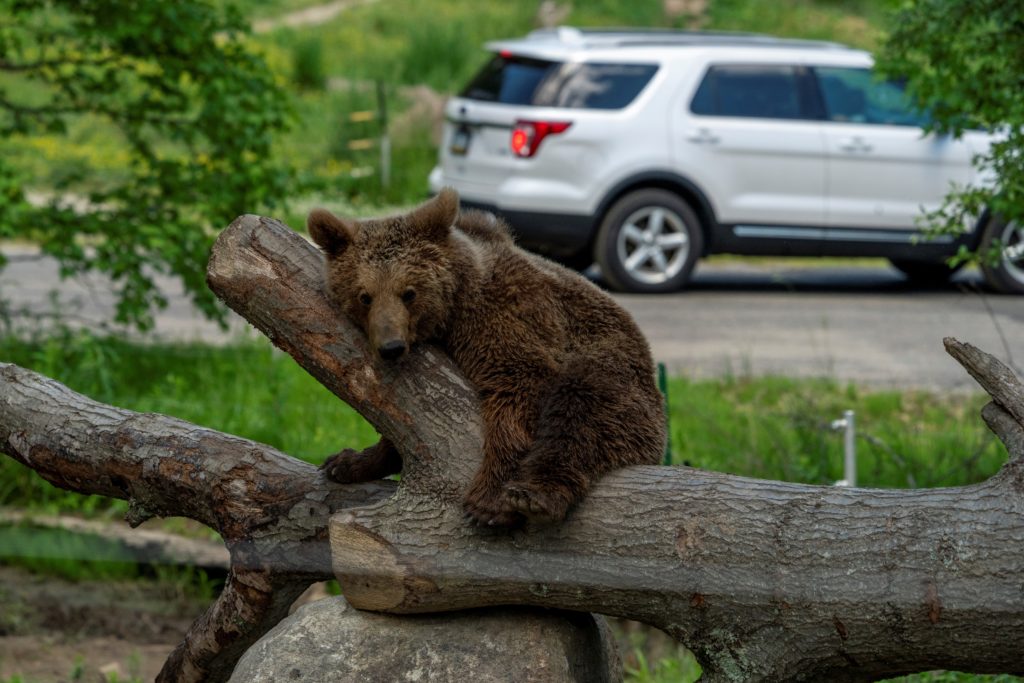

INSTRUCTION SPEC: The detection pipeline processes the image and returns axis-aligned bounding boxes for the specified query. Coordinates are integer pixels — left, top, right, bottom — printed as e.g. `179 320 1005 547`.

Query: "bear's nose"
378 340 408 360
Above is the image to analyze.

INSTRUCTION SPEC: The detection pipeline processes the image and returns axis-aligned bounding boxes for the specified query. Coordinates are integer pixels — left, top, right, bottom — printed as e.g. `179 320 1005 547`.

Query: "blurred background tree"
879 0 1024 269
0 0 295 329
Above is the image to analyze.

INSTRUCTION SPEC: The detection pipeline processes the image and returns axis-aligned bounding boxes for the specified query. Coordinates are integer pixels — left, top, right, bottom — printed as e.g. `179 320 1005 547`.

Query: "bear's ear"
307 208 358 257
408 187 459 243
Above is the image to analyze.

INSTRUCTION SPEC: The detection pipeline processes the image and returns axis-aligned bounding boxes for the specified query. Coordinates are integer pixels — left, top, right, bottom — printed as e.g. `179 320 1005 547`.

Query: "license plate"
450 125 471 156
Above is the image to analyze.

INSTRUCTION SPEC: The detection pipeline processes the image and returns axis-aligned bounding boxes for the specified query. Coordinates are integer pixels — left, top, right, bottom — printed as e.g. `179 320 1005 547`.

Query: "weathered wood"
0 362 394 683
945 336 1024 425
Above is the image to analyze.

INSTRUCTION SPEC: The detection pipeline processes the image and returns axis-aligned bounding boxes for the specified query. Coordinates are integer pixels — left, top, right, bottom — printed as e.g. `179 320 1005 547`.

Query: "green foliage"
887 673 1023 683
666 375 1003 489
706 0 895 47
878 0 1024 260
625 647 702 682
1 524 139 581
291 36 325 91
0 0 295 330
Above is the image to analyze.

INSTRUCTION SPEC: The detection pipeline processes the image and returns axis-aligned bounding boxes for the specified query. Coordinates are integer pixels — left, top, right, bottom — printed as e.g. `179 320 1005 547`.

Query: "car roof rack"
515 26 852 51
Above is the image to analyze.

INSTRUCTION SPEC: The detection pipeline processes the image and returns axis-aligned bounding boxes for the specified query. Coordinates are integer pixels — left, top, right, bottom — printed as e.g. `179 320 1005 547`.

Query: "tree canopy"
0 0 294 329
879 0 1024 266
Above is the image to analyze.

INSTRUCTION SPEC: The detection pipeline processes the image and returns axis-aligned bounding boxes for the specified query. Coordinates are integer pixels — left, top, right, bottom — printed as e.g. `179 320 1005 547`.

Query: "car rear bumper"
458 199 597 257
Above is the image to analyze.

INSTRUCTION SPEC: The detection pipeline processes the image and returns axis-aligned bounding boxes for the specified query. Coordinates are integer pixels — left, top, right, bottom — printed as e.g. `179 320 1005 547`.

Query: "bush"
292 36 326 90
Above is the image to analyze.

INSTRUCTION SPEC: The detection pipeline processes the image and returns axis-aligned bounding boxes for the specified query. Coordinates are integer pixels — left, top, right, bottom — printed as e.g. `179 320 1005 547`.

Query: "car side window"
813 67 929 127
690 65 805 120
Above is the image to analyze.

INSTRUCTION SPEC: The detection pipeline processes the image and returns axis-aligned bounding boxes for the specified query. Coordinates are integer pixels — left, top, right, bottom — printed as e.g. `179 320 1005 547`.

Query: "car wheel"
980 218 1024 294
889 258 962 286
594 189 703 293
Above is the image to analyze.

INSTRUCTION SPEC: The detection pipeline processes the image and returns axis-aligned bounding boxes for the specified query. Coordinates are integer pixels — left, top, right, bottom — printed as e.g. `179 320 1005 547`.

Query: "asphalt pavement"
626 261 1023 391
3 247 1021 390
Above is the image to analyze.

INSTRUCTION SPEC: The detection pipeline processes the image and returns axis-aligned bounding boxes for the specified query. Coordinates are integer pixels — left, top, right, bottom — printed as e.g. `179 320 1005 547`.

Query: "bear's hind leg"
505 357 665 524
463 390 538 527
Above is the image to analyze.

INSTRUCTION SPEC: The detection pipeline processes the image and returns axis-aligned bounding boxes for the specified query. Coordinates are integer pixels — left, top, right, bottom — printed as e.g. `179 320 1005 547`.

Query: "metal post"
831 410 856 487
657 362 671 465
842 409 856 487
376 80 390 189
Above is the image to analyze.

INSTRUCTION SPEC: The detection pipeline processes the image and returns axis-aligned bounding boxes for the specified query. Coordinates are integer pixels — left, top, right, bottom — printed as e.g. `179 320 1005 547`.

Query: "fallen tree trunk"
2 212 1023 682
208 216 1024 681
332 401 1024 682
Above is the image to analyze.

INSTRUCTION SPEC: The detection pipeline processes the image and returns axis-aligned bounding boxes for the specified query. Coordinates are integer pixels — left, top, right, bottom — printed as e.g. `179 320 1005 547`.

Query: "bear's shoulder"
455 210 514 245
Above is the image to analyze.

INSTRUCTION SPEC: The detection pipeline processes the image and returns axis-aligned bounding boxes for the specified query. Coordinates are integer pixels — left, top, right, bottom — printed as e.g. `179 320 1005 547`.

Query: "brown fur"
309 188 666 526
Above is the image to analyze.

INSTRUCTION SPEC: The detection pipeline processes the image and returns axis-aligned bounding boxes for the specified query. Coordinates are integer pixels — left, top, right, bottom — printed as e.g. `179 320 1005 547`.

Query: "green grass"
667 374 1002 489
0 330 1007 510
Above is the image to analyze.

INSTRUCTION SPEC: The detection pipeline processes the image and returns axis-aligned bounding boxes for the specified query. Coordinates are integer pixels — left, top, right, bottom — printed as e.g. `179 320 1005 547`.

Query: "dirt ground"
0 562 687 682
0 566 204 682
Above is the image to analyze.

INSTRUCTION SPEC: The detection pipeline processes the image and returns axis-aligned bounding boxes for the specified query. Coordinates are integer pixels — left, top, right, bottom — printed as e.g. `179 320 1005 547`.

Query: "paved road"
626 262 1023 391
4 249 1021 390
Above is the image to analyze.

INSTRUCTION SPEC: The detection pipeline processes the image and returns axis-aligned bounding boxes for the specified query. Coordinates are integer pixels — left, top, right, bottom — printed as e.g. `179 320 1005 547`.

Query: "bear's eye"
358 292 372 307
401 288 416 304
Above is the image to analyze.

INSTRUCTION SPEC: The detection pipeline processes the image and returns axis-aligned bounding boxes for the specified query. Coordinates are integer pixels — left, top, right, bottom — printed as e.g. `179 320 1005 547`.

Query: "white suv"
429 27 1023 294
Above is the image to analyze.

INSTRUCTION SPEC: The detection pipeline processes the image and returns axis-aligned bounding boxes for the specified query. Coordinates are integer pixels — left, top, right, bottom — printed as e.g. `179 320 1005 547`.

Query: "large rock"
229 597 621 682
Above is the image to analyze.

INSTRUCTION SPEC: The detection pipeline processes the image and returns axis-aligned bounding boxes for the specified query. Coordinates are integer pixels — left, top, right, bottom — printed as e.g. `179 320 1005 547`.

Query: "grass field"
0 330 1006 515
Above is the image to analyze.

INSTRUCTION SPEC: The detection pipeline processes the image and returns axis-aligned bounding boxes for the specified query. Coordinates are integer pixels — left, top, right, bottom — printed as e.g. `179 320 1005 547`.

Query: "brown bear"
308 188 666 527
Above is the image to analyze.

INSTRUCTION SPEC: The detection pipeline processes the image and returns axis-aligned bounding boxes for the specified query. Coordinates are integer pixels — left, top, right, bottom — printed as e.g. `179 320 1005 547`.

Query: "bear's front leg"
321 438 401 483
462 394 532 527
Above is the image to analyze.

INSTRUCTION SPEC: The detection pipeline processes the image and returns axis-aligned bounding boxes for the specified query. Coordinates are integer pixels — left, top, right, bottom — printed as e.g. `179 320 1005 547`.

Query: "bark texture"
2 212 1023 682
0 362 394 682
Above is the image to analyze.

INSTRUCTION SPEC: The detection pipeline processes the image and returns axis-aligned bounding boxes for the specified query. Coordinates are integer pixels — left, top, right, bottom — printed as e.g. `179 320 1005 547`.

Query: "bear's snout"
378 339 408 361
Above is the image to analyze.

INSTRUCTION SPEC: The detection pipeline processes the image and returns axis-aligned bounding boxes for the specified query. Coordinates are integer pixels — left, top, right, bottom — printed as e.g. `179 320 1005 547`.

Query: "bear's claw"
462 487 522 528
503 482 570 524
320 448 372 484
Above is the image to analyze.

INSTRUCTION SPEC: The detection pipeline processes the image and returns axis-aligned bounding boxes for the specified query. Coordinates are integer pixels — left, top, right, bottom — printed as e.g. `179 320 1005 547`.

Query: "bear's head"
308 188 461 361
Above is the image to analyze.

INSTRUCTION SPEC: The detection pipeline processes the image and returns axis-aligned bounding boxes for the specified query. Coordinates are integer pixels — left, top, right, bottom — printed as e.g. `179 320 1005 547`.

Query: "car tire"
889 258 962 286
594 189 703 293
550 249 595 271
980 217 1024 294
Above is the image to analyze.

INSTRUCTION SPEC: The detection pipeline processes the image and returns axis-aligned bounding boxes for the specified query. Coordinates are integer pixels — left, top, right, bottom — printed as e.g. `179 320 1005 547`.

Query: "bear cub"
309 188 666 527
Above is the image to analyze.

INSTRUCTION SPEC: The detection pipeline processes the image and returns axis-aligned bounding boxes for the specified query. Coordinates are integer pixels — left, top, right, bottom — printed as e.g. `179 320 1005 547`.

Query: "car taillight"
510 120 572 158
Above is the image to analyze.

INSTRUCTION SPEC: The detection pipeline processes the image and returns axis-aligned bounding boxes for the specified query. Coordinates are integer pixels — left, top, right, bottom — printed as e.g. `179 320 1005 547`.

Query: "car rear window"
690 65 806 120
461 55 658 110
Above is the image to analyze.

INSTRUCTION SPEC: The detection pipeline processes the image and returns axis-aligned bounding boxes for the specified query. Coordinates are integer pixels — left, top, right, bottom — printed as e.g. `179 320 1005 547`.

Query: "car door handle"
838 137 873 153
686 128 720 144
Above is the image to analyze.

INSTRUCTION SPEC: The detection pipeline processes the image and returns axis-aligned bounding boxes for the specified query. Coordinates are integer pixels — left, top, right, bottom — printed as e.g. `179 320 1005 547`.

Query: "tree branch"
0 54 123 72
945 336 1024 426
205 214 1024 681
0 362 394 682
